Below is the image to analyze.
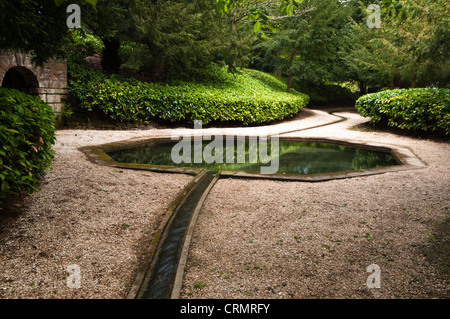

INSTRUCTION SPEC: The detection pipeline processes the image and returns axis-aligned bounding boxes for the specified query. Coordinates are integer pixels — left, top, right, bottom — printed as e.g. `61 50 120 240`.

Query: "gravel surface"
0 130 192 299
180 111 450 299
0 109 448 299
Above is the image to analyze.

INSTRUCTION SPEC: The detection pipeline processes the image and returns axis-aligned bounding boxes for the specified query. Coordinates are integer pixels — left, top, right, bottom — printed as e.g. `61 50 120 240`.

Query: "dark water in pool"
108 139 399 175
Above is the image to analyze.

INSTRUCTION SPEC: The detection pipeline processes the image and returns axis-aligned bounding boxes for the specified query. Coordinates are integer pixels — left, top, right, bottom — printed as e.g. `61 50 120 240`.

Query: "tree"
252 0 352 92
0 0 69 65
124 0 239 78
76 0 245 78
339 0 449 91
0 0 100 65
79 0 138 73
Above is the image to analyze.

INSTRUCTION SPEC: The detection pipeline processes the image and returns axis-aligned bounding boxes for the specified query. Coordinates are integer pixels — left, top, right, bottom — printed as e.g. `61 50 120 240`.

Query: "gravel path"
0 109 448 299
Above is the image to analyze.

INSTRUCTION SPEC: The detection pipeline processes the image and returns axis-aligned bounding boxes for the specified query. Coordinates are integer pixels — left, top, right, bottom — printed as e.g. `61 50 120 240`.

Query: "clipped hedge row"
68 63 309 125
356 88 450 135
0 88 56 202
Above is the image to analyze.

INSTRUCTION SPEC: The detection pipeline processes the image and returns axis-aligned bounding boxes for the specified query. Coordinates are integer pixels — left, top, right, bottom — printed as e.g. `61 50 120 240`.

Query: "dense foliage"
249 0 448 95
355 88 450 135
2 0 447 90
0 88 56 202
302 83 359 106
251 0 352 93
68 63 309 125
0 0 69 65
76 0 254 78
340 0 449 92
2 0 449 135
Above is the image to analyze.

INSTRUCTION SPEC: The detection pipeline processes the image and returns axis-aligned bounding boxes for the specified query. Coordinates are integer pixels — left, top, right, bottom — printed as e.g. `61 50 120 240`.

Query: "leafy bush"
68 30 104 56
0 88 56 202
356 88 450 135
64 30 104 66
68 63 309 125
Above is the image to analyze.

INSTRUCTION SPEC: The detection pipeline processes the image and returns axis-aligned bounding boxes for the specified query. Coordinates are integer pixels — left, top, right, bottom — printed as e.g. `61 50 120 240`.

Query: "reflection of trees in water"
109 141 398 174
351 149 397 170
110 142 263 172
277 142 356 174
111 144 174 165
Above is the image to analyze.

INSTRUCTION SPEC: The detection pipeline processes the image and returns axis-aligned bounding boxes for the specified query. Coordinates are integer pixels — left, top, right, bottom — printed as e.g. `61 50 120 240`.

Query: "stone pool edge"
80 135 426 183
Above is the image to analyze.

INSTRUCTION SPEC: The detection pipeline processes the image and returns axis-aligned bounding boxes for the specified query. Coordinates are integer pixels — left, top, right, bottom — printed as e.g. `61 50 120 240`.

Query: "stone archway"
0 52 68 115
2 66 39 93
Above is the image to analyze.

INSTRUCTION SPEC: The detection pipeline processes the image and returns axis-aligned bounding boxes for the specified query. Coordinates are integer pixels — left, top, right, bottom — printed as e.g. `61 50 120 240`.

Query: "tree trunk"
101 37 121 74
287 48 296 93
287 70 293 93
231 21 237 34
411 74 417 88
358 81 367 96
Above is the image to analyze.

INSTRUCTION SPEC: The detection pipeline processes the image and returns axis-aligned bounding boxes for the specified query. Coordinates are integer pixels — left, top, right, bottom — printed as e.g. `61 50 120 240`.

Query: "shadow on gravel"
419 216 450 298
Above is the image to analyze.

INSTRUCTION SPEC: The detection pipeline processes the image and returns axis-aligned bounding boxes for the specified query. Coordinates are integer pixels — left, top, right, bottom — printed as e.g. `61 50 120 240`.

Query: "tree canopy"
0 0 447 89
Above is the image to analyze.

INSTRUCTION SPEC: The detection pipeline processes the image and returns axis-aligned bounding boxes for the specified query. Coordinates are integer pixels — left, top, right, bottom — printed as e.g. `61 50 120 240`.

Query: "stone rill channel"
106 137 401 299
136 171 216 299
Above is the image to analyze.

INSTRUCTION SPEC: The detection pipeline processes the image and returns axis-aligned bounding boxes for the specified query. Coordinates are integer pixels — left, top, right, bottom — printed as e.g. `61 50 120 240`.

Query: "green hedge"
0 88 56 202
355 88 450 135
68 63 309 125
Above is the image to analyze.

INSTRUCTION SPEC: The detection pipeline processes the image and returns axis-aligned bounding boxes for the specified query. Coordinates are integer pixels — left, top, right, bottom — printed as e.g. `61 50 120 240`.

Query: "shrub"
66 30 104 60
355 88 450 135
0 88 56 203
68 63 309 125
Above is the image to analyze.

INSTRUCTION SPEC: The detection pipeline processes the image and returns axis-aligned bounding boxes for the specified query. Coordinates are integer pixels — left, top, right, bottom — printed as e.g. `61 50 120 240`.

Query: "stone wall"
0 52 68 115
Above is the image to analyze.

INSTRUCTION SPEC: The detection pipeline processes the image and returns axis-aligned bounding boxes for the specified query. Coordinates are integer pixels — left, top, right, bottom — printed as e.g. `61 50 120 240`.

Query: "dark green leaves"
0 88 56 202
356 88 450 135
380 0 408 20
54 0 98 6
68 63 309 126
216 0 304 35
0 0 68 65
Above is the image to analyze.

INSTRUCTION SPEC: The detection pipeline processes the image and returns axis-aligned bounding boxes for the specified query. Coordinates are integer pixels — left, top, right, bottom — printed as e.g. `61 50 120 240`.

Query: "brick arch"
0 51 68 115
2 66 40 93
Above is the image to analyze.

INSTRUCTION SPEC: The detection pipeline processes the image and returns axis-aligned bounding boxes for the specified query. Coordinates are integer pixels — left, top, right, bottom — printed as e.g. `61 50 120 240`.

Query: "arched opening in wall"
1 66 39 94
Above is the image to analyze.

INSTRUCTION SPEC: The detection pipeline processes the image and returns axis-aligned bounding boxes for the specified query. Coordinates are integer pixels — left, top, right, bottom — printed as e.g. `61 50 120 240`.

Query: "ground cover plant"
355 88 450 135
0 88 56 204
68 63 309 126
